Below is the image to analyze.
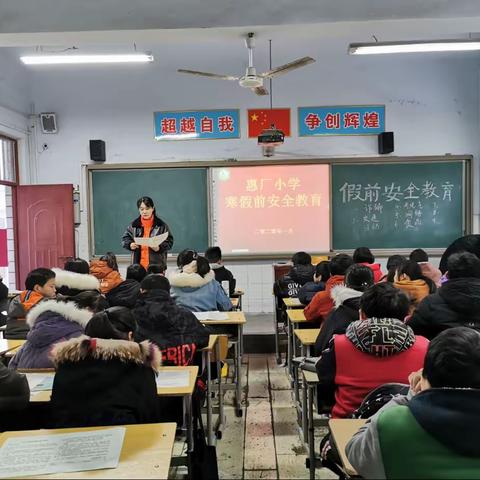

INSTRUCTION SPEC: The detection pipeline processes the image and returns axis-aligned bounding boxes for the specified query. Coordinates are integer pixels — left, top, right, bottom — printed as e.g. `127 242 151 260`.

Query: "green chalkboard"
332 162 466 250
91 168 209 256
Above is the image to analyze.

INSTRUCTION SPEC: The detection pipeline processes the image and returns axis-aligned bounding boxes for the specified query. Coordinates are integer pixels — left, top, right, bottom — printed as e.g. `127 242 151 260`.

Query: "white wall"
16 30 480 312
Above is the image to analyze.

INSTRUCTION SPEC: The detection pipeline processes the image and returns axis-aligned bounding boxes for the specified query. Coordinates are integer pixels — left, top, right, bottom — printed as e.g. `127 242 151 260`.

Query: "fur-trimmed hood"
26 300 93 328
53 268 100 291
51 335 161 371
169 269 215 289
331 285 363 308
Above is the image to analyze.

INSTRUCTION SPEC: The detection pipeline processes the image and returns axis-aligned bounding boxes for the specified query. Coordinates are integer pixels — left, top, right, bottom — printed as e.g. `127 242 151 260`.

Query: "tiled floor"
170 354 338 479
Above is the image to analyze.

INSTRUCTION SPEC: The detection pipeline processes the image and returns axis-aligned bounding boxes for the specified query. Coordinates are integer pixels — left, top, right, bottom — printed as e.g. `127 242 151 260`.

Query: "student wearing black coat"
409 252 480 340
106 264 147 309
298 261 330 305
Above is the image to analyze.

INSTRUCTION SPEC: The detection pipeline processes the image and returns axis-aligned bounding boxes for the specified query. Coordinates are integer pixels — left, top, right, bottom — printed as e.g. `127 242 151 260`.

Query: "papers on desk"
193 311 228 321
25 373 55 392
0 427 125 478
134 231 169 248
156 370 190 388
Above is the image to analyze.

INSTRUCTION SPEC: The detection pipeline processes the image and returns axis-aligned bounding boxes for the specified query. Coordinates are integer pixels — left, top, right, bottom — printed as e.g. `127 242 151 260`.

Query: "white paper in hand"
134 231 169 248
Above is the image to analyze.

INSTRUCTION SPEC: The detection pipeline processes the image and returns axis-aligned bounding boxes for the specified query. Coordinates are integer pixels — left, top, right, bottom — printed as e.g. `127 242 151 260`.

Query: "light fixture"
349 40 480 55
20 53 154 65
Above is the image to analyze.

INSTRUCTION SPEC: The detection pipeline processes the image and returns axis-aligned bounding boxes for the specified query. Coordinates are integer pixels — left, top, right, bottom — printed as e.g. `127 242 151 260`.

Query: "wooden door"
15 185 74 289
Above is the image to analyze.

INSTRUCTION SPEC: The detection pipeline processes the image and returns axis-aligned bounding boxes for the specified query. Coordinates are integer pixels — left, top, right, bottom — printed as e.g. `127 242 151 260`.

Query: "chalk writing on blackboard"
339 180 457 233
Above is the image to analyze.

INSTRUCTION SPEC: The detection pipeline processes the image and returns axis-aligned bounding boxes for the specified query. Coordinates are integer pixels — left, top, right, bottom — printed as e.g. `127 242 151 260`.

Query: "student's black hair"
63 258 90 275
196 256 211 277
147 262 166 274
136 196 155 210
360 283 410 320
205 246 222 263
397 260 436 294
409 248 429 263
385 255 407 283
344 264 374 292
140 274 171 292
71 291 109 313
291 251 311 266
25 268 56 290
447 252 480 279
423 327 480 389
353 247 375 264
100 252 119 272
329 254 354 276
126 263 147 283
85 307 135 341
315 261 331 282
177 249 197 268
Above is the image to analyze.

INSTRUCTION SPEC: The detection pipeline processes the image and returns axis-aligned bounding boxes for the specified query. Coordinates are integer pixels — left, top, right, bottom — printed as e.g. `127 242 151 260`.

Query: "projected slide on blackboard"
212 164 330 254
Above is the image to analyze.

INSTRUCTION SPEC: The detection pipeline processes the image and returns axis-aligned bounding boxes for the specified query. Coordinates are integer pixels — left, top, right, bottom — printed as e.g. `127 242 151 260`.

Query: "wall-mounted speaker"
40 113 57 134
89 140 106 162
378 131 394 154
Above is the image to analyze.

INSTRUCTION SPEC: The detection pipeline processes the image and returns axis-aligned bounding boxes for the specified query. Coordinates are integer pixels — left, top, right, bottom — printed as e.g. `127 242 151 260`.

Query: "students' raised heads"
126 264 147 283
314 261 331 283
291 251 311 266
25 268 56 298
447 252 480 279
146 262 166 275
205 246 222 264
329 254 354 276
344 264 374 292
423 327 480 389
140 273 170 292
71 291 108 313
410 248 429 263
177 249 197 268
360 283 410 321
100 252 119 272
353 247 375 264
85 308 134 341
63 258 89 274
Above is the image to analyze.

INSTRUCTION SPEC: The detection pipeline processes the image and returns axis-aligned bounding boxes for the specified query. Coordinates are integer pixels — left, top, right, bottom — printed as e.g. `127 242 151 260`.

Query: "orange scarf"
140 216 154 269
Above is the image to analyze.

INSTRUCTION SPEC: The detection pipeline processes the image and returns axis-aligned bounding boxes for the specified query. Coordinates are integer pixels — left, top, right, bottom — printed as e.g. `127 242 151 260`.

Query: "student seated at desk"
89 252 123 295
134 274 209 366
170 249 232 312
314 264 373 354
50 311 160 428
53 258 100 298
316 283 428 418
347 327 480 479
273 251 315 300
410 248 442 287
298 261 330 306
353 247 384 283
9 291 108 370
147 260 167 275
106 263 146 309
205 246 236 296
379 254 407 283
304 254 354 324
6 268 57 340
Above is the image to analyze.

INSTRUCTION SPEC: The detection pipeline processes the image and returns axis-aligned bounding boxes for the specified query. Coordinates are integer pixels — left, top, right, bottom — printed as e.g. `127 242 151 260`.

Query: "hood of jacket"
106 279 140 308
89 260 115 280
331 285 362 308
51 335 161 371
409 388 480 456
134 289 178 331
438 277 480 315
346 317 415 357
325 275 345 293
52 268 100 292
26 299 93 329
289 264 315 286
169 269 215 289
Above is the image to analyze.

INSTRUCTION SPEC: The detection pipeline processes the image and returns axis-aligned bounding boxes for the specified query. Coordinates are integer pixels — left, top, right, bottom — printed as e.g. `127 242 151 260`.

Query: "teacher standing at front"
122 196 174 268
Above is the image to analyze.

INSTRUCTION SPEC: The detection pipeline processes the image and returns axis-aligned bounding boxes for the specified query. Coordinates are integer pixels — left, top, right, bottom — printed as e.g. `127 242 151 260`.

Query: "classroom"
1 1 480 478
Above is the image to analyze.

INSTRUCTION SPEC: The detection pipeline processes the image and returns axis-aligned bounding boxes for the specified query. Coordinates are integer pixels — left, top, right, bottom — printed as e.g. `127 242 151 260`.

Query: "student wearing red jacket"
353 247 384 283
304 254 353 324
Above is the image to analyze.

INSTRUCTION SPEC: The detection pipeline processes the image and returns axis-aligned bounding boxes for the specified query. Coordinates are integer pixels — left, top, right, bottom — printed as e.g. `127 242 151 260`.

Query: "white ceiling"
1 0 480 34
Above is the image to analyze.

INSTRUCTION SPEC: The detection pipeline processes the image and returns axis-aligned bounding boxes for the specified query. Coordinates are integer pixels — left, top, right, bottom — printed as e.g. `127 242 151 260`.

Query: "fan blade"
177 69 239 81
260 56 315 78
251 86 269 96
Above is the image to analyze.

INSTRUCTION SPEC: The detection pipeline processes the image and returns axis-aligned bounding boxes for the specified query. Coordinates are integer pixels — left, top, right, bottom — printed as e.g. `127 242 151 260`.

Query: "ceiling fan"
177 32 315 95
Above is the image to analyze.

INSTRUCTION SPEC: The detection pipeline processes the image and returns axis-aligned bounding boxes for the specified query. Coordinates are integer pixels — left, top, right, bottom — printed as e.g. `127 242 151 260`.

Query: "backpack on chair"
351 383 409 419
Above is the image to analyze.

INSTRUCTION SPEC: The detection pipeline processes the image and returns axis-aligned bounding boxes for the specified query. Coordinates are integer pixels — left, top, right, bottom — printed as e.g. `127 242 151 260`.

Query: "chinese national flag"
247 108 290 138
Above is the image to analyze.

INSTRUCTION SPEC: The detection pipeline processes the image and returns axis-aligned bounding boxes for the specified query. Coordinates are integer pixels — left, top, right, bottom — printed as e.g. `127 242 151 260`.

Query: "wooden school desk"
283 297 304 309
200 312 246 417
0 338 25 356
329 419 367 478
0 422 176 479
285 308 307 375
230 289 244 311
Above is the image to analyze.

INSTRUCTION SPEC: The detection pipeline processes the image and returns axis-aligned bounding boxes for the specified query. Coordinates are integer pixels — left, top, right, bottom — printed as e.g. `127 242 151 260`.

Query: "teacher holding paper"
122 196 174 268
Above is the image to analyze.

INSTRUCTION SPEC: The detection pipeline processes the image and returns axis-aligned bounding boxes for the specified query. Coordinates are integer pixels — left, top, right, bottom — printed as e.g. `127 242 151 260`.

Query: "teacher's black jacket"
122 215 173 265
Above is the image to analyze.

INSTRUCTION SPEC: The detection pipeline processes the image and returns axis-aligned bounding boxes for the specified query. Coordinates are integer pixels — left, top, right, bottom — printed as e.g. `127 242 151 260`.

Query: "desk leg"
301 346 308 444
216 340 225 437
184 395 193 453
287 317 292 375
206 350 213 446
235 324 243 417
308 383 315 480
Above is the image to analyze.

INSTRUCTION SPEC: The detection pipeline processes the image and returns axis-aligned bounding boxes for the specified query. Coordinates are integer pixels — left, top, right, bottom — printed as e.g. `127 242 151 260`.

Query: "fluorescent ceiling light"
20 53 154 65
349 40 480 55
